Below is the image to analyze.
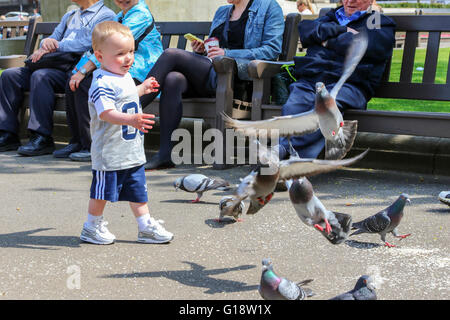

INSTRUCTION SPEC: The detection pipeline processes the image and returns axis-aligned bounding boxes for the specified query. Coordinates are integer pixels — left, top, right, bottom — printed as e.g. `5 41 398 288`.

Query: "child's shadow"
0 228 80 250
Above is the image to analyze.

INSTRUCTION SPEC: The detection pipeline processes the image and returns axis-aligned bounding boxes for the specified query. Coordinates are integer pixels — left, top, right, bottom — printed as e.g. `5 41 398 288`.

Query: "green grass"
368 47 450 112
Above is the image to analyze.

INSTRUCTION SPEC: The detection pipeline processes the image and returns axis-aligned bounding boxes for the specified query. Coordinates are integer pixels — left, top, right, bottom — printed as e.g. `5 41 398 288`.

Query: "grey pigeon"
287 177 352 244
217 195 245 222
329 275 377 300
221 140 369 217
222 32 368 160
174 174 230 203
350 193 412 247
258 258 314 300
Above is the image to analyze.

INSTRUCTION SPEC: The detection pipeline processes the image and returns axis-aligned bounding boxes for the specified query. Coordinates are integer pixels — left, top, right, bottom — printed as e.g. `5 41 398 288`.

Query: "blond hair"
296 0 314 13
92 20 134 51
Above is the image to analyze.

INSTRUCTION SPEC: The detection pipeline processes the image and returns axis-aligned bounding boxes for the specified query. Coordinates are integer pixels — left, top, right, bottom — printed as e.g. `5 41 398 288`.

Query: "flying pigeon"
221 140 369 217
350 193 412 247
287 177 352 244
173 174 230 203
222 32 368 160
329 275 377 300
258 258 314 300
217 195 245 222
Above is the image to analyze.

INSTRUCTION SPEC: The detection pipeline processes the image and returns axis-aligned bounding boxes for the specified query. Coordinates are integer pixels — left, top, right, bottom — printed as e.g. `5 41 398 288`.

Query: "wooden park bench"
15 13 301 167
247 14 450 140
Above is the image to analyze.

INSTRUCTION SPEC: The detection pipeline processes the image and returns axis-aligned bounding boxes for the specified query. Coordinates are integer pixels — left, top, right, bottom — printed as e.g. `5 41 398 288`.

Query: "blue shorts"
90 165 148 203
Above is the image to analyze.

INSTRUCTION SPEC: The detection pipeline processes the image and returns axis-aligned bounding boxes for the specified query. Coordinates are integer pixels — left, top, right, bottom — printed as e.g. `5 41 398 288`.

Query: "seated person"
0 0 115 155
139 0 285 170
57 0 163 162
278 0 396 160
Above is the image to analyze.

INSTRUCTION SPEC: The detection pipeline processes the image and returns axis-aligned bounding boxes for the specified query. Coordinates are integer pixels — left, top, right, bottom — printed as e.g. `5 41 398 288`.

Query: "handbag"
271 63 296 105
24 51 83 73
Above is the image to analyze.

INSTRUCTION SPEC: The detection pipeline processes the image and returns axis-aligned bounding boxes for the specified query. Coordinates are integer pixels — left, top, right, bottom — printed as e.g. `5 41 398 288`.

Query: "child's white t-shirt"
88 69 146 171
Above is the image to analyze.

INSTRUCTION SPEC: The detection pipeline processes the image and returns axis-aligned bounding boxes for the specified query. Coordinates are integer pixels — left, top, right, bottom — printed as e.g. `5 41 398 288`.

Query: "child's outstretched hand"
131 113 156 133
138 77 160 96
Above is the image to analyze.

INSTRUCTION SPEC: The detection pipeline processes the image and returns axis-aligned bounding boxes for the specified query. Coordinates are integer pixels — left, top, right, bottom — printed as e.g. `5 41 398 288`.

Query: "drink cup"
204 37 219 54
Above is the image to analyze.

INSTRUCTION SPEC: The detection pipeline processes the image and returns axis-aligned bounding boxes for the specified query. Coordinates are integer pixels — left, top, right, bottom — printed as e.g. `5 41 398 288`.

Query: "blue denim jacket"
209 0 284 82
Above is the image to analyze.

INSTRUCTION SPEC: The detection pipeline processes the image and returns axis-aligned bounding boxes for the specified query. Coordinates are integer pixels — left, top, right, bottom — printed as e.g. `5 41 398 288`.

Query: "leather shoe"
17 133 55 156
0 131 21 152
53 142 82 158
144 154 175 170
69 149 91 162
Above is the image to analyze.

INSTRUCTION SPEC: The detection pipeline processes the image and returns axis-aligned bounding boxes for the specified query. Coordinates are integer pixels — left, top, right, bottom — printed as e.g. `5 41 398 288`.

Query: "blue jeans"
0 67 69 136
279 79 367 159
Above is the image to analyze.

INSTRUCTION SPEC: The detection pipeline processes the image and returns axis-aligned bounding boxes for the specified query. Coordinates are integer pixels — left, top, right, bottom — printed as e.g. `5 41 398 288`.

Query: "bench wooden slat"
344 109 450 138
422 31 441 83
375 82 450 101
399 31 417 83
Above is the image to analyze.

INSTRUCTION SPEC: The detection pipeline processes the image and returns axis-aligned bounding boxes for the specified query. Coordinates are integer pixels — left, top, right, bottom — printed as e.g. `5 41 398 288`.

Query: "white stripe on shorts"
95 170 105 200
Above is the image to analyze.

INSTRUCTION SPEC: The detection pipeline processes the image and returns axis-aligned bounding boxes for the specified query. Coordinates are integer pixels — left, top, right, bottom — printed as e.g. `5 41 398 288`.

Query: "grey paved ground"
0 146 449 300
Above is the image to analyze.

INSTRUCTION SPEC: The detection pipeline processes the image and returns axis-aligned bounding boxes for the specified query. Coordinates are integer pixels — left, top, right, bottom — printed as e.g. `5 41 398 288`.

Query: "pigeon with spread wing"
222 32 368 160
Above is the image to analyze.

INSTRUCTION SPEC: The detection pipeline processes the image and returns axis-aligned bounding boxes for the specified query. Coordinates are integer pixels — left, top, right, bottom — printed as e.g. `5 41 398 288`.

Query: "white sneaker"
80 218 116 245
438 191 450 206
137 217 173 244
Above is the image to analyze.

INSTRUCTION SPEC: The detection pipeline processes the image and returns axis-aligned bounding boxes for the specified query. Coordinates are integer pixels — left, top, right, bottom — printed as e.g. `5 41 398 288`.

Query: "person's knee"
30 69 51 84
162 47 183 60
164 71 186 90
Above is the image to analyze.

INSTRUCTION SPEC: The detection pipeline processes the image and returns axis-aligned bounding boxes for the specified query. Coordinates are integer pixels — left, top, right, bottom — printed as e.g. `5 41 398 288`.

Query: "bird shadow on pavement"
159 199 218 205
204 218 238 228
426 207 450 215
101 261 258 294
0 228 80 250
344 240 382 249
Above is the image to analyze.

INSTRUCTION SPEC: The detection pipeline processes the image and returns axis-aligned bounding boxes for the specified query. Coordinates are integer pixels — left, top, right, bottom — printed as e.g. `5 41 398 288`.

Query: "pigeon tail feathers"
325 120 358 160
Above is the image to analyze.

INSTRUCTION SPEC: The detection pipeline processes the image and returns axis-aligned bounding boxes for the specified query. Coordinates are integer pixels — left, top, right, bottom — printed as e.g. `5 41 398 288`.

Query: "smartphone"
184 33 204 43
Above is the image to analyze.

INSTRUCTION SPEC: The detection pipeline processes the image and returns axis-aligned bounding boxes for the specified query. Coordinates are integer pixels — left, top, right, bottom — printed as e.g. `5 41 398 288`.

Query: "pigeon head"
173 177 183 191
315 82 326 95
288 178 314 204
399 193 411 204
219 196 245 213
356 275 376 290
261 258 274 271
390 193 411 214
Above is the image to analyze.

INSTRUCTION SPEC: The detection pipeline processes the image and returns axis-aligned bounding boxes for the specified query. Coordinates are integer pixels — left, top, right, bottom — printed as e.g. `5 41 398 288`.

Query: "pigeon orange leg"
395 233 411 240
384 241 396 248
314 224 324 232
257 197 265 205
265 193 273 203
324 218 332 234
191 197 200 203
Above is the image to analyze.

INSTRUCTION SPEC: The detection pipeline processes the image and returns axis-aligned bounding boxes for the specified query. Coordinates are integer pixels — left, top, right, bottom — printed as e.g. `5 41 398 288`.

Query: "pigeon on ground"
287 177 352 244
173 174 230 203
222 32 368 160
350 193 412 247
258 258 314 300
217 195 245 222
329 275 377 300
221 140 369 217
438 191 450 206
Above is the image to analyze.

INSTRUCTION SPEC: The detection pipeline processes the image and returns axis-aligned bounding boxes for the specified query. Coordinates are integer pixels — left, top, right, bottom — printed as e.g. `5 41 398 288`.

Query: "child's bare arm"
137 76 160 97
99 109 156 133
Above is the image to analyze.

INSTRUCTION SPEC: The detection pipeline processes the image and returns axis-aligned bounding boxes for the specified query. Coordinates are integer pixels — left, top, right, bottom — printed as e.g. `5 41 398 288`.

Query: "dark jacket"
293 9 396 98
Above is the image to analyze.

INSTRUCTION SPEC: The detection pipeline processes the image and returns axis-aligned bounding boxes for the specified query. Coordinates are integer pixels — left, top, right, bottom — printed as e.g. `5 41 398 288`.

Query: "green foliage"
381 3 450 9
